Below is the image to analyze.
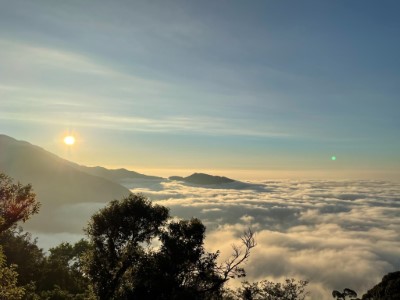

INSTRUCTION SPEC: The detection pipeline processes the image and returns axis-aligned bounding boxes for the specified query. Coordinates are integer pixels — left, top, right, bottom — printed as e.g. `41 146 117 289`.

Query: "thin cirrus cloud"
0 110 289 138
0 39 110 78
0 39 171 95
0 38 383 143
1 35 398 161
0 38 291 139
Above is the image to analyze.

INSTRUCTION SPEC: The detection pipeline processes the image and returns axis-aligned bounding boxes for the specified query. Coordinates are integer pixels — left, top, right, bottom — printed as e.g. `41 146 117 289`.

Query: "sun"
64 135 75 145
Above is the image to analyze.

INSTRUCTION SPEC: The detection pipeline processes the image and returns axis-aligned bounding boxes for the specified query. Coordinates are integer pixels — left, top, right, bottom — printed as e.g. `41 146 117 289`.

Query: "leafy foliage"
40 239 91 296
0 228 45 288
332 288 359 300
0 173 40 300
0 246 25 300
0 173 40 233
234 278 309 300
84 193 256 300
0 227 92 299
84 194 170 299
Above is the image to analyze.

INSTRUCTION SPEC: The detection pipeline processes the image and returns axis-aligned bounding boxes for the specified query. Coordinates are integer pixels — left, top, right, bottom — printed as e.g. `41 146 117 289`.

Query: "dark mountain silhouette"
169 173 235 185
0 134 268 232
169 173 269 191
0 134 134 231
0 134 130 208
362 271 400 299
73 165 163 183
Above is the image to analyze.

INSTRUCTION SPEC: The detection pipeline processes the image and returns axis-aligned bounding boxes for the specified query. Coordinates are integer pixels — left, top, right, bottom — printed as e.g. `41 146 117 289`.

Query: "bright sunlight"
64 135 75 145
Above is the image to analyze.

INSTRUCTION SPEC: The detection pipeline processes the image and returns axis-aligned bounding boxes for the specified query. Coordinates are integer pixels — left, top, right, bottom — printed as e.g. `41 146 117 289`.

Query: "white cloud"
149 180 400 299
240 214 255 223
25 179 400 300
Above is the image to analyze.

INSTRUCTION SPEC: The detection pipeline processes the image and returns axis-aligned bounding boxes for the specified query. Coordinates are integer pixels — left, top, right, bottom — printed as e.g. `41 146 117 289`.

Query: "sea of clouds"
30 179 400 300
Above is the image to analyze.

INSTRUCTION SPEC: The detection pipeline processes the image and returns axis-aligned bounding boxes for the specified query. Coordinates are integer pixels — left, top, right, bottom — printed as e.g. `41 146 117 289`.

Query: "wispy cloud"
0 111 290 138
0 39 110 75
0 38 171 90
0 39 291 138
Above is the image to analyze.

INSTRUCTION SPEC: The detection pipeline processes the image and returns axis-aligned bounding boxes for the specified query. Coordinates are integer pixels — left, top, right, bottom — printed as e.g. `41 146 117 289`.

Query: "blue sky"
1 0 399 179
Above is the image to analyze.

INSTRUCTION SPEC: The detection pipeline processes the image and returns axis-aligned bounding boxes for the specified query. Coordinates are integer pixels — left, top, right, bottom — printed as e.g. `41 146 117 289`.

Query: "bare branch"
219 228 256 281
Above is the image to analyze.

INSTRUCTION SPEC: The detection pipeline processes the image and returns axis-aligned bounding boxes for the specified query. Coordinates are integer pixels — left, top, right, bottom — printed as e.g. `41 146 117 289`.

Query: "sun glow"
64 135 75 145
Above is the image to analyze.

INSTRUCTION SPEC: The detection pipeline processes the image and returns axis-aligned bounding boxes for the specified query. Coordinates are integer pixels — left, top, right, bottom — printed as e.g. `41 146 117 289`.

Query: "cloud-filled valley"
2 1 400 298
152 180 400 299
27 178 400 300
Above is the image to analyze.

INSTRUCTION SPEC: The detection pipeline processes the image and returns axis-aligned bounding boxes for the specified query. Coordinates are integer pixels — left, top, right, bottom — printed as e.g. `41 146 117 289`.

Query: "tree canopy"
0 227 92 299
0 173 40 300
0 245 24 300
235 279 309 300
332 288 359 300
84 193 256 300
0 173 39 233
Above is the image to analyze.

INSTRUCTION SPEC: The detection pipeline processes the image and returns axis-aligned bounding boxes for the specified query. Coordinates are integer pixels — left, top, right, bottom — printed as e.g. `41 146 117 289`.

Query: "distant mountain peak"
0 134 163 185
73 165 164 182
0 134 166 233
0 134 132 232
169 173 235 185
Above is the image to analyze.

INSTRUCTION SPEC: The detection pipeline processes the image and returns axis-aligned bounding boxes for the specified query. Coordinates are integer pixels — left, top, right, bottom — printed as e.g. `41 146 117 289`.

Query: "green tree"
84 193 256 300
0 228 45 288
84 194 170 300
0 173 39 300
0 245 25 300
0 228 92 299
332 288 359 300
234 278 309 300
41 239 91 296
0 173 40 233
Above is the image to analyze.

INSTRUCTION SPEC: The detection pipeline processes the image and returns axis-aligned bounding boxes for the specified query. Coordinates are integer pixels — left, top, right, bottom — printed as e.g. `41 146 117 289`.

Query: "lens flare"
64 136 75 145
331 156 337 161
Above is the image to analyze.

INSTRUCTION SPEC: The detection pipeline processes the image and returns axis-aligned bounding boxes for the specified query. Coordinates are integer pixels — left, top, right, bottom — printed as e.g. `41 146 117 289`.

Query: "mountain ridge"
73 165 163 182
0 134 135 232
0 134 131 206
169 172 235 185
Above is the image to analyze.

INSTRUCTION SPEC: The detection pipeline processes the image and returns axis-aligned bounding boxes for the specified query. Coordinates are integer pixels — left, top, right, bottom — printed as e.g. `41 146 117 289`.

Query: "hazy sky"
1 0 399 179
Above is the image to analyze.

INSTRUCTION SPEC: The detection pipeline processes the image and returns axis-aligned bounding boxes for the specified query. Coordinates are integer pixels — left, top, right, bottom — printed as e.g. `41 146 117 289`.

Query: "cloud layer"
28 179 400 299
147 180 400 299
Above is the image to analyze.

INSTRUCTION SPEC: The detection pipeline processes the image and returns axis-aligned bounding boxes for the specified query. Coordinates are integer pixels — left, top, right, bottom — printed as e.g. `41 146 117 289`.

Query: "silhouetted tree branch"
84 194 258 300
235 278 309 300
220 228 256 281
332 288 360 300
0 173 40 233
